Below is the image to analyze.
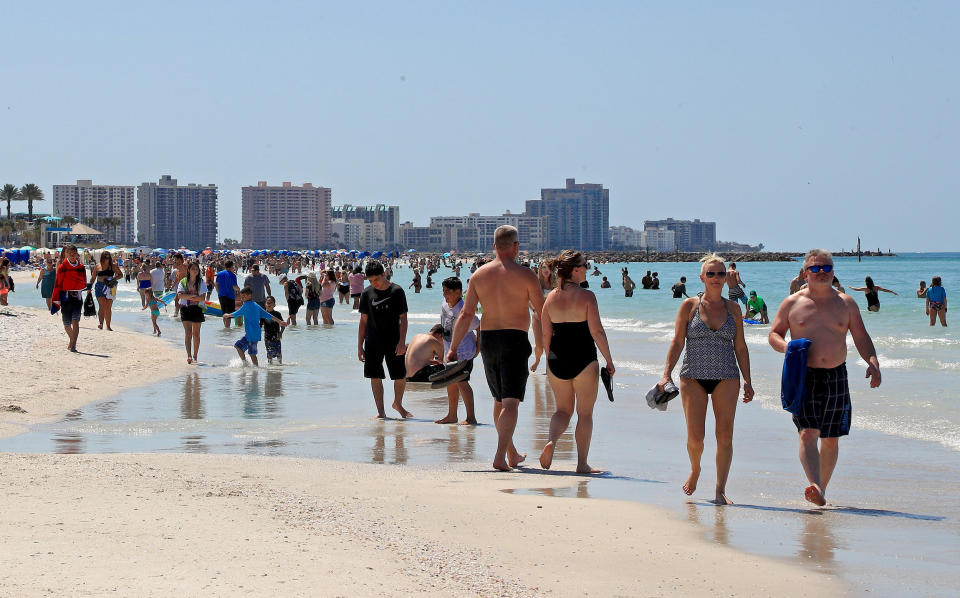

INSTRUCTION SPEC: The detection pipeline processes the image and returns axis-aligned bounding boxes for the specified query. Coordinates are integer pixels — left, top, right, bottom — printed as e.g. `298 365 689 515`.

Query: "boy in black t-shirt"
262 296 284 364
358 261 411 418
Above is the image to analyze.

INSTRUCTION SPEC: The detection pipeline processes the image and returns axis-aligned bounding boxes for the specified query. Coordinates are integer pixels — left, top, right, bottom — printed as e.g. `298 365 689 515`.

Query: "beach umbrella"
372 251 382 258
103 245 119 250
443 252 451 258
202 249 212 255
408 249 416 253
359 251 370 258
20 245 36 251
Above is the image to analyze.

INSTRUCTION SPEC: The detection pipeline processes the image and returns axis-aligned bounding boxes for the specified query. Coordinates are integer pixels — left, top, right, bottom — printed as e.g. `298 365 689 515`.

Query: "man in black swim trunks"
448 225 546 471
358 261 412 419
769 249 882 506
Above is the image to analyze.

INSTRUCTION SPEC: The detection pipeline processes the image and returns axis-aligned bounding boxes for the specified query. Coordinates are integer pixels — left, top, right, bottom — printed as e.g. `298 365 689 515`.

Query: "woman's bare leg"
97 297 107 328
540 371 574 469
571 362 601 473
679 378 708 496
710 379 740 504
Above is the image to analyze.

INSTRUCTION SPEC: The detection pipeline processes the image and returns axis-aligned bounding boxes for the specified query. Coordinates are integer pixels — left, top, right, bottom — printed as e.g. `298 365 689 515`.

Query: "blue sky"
2 1 956 251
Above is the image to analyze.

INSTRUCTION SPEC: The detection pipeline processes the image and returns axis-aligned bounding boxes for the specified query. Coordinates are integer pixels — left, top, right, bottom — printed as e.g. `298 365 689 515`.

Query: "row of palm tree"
81 216 124 242
1 183 44 221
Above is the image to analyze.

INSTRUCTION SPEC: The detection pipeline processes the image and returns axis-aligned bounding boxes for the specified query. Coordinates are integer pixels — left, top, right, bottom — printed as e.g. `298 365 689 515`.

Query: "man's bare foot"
187 357 193 364
712 491 734 505
375 413 387 419
492 459 512 472
98 324 103 330
508 449 526 468
435 414 458 424
392 402 413 418
804 484 826 506
530 354 541 372
539 441 555 469
461 417 478 425
576 464 604 474
683 468 700 495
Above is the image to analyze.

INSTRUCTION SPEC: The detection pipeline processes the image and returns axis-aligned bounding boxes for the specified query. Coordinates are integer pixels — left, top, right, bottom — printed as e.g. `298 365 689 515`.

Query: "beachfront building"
643 218 716 252
609 225 642 250
429 211 548 252
137 175 218 249
525 178 609 251
241 181 331 249
331 218 386 250
52 180 135 244
331 204 400 249
399 222 442 251
641 226 676 252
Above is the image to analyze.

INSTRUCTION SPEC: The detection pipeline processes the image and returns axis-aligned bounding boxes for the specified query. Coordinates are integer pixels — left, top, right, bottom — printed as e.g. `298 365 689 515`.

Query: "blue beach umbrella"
407 249 416 253
372 251 382 258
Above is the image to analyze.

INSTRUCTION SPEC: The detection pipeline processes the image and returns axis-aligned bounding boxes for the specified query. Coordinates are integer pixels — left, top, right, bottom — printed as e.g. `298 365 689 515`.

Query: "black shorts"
60 295 83 325
220 296 236 314
793 363 852 438
350 293 361 299
287 299 302 315
363 339 407 380
479 329 532 401
181 304 206 323
406 363 445 383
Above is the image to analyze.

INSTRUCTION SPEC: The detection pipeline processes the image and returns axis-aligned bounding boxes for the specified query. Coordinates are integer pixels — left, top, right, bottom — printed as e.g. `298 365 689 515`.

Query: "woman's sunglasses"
704 271 726 278
807 265 834 273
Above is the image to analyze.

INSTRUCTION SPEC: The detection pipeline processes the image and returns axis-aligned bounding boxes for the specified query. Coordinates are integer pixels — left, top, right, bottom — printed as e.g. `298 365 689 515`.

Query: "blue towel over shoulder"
781 338 813 416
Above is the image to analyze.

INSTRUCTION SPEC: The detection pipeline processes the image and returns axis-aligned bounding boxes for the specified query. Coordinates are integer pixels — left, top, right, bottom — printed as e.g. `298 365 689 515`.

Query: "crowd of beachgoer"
3 232 948 505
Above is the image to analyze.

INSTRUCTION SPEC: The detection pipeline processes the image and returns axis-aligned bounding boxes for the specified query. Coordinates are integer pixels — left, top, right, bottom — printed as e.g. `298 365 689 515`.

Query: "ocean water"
4 253 959 595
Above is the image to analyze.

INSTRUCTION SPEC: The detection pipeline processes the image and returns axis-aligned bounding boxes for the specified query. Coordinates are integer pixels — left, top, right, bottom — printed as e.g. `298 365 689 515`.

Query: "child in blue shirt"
223 286 287 366
141 295 167 336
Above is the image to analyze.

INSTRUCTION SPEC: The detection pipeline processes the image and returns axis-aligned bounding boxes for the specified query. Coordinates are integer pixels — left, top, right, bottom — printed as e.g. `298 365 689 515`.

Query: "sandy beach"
0 271 844 596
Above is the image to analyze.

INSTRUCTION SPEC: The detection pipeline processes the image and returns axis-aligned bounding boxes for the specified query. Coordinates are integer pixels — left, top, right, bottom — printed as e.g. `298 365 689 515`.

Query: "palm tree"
62 215 78 227
19 184 43 221
1 184 20 220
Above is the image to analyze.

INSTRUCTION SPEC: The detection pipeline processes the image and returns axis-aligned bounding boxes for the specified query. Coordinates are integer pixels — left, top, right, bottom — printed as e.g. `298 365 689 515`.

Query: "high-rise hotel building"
331 204 400 248
241 181 331 249
137 175 218 249
525 178 609 251
53 180 135 244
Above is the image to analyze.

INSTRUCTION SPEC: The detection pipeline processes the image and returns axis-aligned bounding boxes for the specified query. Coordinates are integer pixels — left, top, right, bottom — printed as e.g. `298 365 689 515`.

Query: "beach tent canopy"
372 251 382 258
103 245 119 250
42 216 62 222
407 249 416 253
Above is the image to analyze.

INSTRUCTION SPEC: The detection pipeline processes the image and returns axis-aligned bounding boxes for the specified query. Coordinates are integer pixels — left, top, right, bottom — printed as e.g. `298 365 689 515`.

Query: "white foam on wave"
874 335 960 348
616 360 664 375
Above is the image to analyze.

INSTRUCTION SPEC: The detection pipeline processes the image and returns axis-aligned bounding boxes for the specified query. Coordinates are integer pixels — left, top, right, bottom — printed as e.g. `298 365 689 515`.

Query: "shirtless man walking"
768 249 881 506
726 262 747 307
448 225 546 471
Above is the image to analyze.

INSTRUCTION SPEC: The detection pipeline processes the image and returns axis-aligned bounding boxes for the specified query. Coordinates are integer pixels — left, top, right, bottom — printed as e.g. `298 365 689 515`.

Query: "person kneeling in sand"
405 325 445 383
769 249 881 507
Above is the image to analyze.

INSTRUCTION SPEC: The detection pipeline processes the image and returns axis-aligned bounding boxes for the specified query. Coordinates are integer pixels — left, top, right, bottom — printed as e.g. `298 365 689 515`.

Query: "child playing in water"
223 287 287 366
141 294 168 335
262 296 285 364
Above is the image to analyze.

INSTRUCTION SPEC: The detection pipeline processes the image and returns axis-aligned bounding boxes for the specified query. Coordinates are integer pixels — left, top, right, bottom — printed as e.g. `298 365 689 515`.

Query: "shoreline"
0 273 847 596
0 277 191 439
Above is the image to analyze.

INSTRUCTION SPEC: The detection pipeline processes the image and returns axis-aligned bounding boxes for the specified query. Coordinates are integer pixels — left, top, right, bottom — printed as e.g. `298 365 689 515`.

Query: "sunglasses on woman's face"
807 264 833 273
704 270 726 278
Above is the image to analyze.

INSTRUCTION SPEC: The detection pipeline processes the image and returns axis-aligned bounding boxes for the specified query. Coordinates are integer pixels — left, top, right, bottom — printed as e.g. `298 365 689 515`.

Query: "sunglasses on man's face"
704 270 726 278
807 264 833 273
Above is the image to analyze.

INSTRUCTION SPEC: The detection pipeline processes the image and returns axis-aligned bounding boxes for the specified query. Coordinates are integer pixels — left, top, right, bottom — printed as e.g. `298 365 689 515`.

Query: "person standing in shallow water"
358 260 412 419
448 225 546 472
848 276 897 312
769 249 882 506
925 276 947 327
538 250 615 474
659 254 753 505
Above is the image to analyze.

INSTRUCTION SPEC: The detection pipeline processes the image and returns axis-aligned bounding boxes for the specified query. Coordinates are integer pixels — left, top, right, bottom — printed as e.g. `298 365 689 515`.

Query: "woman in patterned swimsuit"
659 254 754 505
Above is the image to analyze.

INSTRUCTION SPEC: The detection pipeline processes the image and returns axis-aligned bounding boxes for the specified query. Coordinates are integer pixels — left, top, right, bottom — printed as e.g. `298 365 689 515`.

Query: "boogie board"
202 301 223 317
161 291 177 305
744 319 764 325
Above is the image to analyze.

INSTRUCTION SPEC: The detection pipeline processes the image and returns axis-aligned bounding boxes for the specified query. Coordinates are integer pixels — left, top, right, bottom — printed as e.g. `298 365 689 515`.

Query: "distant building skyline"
53 179 135 245
643 218 716 252
525 178 609 251
137 175 218 249
241 181 331 249
331 204 401 248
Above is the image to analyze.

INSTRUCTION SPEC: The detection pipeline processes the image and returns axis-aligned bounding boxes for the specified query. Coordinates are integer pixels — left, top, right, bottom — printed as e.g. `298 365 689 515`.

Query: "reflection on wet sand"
371 422 408 465
181 373 205 419
530 375 574 462
180 434 209 453
53 433 86 454
501 481 592 499
238 370 284 419
686 502 730 546
445 423 477 462
799 511 840 574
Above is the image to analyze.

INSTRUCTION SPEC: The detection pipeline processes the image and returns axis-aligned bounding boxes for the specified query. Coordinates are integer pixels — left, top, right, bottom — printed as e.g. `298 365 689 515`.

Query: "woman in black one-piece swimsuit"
849 276 898 312
538 250 615 474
